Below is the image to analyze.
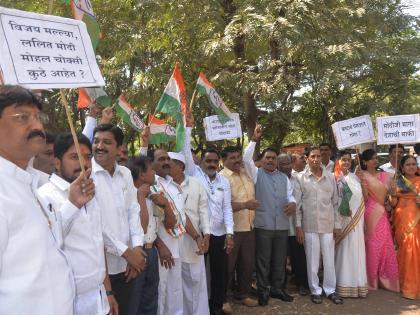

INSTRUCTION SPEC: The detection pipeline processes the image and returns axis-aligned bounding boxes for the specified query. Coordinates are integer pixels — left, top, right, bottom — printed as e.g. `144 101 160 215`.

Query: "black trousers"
288 236 308 288
110 271 135 315
128 247 159 315
208 234 227 310
255 228 288 294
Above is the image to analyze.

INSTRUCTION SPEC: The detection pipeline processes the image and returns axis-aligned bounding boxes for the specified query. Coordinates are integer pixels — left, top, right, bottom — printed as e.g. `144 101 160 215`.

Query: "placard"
332 115 375 149
204 113 242 141
376 114 420 145
0 6 104 89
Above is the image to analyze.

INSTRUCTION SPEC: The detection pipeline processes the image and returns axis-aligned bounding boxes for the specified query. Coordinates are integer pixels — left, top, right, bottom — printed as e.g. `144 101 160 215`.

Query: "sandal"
310 294 323 304
327 293 343 304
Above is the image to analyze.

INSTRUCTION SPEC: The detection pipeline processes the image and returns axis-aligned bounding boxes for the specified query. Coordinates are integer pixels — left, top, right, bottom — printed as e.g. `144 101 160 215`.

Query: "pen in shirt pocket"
48 203 57 221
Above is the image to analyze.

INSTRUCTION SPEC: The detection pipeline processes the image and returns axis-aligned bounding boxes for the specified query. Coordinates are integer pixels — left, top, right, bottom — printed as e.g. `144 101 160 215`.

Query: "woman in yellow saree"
390 155 420 299
358 149 399 292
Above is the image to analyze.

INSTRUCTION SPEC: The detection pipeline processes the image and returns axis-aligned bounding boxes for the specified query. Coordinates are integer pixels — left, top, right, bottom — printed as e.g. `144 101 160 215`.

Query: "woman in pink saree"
358 149 399 292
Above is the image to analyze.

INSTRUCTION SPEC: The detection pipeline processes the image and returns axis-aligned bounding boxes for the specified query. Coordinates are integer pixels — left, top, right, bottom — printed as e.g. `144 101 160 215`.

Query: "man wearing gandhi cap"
138 132 205 315
168 152 211 315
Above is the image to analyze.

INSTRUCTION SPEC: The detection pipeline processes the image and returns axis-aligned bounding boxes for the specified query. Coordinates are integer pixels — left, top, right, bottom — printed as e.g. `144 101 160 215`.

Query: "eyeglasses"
7 112 49 124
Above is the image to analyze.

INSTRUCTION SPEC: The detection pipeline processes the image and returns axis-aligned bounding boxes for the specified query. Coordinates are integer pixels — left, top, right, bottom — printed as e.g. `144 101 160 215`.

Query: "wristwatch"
106 290 115 296
226 234 234 240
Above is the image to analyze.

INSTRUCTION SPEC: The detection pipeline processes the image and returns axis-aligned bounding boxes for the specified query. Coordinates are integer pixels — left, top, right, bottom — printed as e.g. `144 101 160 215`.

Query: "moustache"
162 164 170 169
95 149 108 154
27 130 46 140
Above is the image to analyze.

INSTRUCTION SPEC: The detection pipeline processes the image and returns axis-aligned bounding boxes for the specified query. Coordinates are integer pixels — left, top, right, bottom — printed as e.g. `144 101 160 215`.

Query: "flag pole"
189 89 197 109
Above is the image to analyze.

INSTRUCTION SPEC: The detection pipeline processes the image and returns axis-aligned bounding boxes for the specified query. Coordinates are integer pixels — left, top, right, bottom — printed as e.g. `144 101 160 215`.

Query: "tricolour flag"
155 63 187 152
70 0 101 51
196 72 233 124
116 95 145 132
77 87 110 109
149 115 176 145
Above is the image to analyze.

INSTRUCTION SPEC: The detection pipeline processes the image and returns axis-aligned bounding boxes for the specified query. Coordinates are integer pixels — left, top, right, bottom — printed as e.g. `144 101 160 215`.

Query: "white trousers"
75 285 109 315
158 258 183 315
304 232 336 296
182 256 210 315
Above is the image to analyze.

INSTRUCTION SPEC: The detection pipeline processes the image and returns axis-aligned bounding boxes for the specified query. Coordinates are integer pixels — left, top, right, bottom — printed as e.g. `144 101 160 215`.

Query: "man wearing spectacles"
0 85 74 315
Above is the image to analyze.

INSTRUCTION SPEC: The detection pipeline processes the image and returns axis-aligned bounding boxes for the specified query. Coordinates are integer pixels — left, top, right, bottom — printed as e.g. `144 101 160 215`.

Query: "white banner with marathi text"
0 6 104 89
376 114 420 145
204 113 242 141
332 115 375 149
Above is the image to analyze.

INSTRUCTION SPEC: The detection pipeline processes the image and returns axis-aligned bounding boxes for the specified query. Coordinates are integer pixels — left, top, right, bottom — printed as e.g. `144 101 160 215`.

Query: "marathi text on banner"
376 114 420 145
204 113 242 141
0 6 104 89
332 115 375 149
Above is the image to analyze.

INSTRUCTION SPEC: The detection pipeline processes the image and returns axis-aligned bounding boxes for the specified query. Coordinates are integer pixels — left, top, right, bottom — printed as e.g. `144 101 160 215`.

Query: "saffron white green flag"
155 63 187 152
70 0 101 51
116 95 145 132
149 115 176 145
196 72 233 124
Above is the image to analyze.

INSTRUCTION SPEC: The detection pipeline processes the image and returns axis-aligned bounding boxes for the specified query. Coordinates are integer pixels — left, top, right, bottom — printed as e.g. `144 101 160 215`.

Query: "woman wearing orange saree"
358 149 399 292
390 155 420 299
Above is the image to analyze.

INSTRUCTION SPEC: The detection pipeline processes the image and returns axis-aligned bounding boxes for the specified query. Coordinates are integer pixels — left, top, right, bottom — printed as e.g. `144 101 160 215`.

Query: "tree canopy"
2 0 419 152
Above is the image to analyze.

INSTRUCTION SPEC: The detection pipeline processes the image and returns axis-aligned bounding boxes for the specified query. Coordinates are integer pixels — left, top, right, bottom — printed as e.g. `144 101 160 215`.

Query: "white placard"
204 113 242 141
332 115 375 149
0 6 104 89
376 114 420 145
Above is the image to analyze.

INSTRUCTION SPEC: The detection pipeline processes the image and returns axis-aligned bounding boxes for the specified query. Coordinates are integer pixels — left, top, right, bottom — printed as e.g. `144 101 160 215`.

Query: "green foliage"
2 0 419 152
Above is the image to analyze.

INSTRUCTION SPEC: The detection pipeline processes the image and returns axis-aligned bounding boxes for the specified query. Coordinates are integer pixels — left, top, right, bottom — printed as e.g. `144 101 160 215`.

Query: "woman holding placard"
358 149 399 292
390 155 420 299
334 150 368 298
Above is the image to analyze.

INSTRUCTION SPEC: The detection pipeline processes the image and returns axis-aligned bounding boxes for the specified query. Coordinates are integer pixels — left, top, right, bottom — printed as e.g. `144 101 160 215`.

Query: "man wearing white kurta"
139 145 187 315
91 124 146 315
0 85 74 315
182 126 234 315
168 152 211 315
37 132 113 315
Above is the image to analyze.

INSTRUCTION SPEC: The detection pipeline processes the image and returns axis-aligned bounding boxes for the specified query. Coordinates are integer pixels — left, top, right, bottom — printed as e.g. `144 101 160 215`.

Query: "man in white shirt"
379 144 404 174
37 132 118 315
0 85 74 315
168 152 210 315
294 146 343 305
144 147 187 315
320 143 334 172
182 120 234 315
92 123 146 315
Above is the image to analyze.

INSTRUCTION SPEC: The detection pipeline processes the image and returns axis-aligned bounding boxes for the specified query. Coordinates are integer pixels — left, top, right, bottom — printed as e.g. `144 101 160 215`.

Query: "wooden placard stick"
60 89 86 178
47 0 85 178
394 143 399 178
355 145 361 171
